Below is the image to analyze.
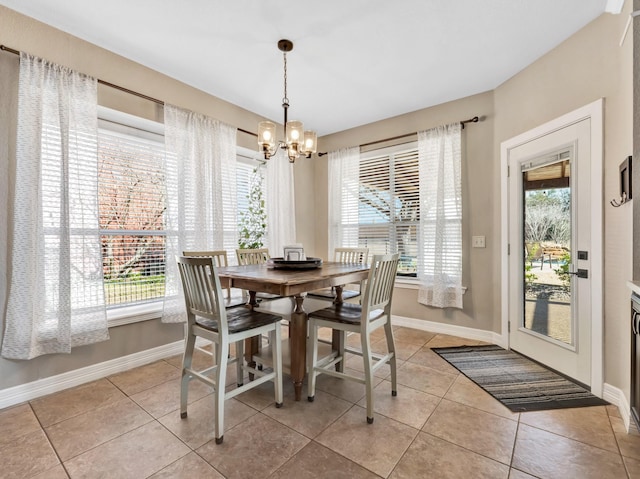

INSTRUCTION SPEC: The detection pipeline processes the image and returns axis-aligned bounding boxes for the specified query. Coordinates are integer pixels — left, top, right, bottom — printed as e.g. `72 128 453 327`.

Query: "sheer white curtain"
265 150 296 257
328 146 360 256
417 123 463 309
2 53 108 359
162 104 237 323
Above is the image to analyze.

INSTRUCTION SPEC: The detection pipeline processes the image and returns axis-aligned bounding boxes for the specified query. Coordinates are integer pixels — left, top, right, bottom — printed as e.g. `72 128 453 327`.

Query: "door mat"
433 344 608 412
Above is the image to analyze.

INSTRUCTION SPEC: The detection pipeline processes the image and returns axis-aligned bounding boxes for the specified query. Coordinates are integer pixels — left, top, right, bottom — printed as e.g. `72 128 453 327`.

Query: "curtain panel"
417 123 463 309
328 146 360 256
2 53 109 359
265 150 296 257
162 104 237 323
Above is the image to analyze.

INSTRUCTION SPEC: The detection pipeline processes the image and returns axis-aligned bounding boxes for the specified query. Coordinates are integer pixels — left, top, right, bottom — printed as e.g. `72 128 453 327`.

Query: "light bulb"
262 130 272 141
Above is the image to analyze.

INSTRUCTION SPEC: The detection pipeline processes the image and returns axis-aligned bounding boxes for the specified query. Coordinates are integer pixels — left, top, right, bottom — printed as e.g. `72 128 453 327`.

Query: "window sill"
107 301 163 328
395 277 421 290
394 278 467 293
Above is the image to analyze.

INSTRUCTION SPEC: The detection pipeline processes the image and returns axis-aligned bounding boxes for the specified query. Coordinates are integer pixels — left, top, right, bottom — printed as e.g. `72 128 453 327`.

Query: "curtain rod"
316 116 480 157
1 44 479 152
0 44 258 138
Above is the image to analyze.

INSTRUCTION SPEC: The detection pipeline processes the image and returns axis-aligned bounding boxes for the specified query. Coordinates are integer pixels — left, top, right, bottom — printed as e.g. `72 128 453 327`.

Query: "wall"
314 6 634 395
0 4 634 398
634 0 640 281
494 5 633 395
0 5 275 390
316 92 498 333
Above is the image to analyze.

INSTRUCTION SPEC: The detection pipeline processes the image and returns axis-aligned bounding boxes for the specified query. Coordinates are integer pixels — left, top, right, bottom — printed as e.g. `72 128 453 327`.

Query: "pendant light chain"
282 51 289 107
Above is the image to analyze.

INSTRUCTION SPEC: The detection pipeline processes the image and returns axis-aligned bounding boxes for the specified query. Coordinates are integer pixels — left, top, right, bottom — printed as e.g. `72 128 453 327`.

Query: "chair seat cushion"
309 303 384 325
307 288 361 300
197 308 281 333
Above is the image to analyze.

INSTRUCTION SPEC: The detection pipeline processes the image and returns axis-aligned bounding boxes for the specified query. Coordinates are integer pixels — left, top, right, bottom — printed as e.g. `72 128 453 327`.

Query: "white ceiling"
0 0 618 136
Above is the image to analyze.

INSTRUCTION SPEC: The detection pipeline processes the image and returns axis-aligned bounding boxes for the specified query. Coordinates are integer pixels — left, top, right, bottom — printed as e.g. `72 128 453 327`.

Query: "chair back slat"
334 247 369 264
176 256 227 330
361 253 399 321
183 250 229 268
236 248 270 265
183 251 234 299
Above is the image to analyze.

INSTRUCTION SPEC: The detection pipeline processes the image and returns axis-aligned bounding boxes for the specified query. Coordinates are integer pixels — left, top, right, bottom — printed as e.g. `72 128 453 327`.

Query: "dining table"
217 261 370 401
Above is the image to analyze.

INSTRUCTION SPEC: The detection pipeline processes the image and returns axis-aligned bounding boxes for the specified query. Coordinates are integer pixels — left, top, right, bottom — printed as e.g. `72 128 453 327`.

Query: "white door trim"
500 98 604 396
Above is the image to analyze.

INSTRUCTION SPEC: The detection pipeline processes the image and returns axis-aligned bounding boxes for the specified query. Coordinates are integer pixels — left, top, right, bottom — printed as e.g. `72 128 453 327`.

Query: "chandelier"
258 39 317 163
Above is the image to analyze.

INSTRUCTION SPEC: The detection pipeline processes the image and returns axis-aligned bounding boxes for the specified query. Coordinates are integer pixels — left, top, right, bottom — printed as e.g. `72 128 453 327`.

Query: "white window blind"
98 116 167 308
355 145 420 276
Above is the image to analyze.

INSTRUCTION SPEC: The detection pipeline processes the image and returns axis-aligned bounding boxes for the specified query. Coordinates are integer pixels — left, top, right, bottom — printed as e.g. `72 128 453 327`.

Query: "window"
236 156 267 251
98 110 259 321
354 144 420 277
97 109 167 316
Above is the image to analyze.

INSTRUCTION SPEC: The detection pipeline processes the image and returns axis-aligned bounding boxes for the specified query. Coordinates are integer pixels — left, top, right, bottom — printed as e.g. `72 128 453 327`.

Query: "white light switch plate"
472 236 486 248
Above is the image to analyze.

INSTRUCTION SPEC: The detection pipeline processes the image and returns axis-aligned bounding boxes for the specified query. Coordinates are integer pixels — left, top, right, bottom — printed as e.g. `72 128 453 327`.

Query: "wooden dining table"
217 261 370 400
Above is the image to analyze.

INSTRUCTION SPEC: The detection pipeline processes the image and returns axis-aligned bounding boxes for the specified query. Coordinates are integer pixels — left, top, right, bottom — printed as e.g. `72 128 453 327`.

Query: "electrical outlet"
472 235 486 248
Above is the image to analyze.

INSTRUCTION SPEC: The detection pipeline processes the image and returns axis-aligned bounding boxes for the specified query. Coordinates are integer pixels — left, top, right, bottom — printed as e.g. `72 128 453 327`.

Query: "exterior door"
507 118 593 385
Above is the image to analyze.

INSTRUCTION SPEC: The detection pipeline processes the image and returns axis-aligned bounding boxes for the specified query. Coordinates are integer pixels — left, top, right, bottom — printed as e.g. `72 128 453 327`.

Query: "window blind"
97 120 167 306
353 144 420 276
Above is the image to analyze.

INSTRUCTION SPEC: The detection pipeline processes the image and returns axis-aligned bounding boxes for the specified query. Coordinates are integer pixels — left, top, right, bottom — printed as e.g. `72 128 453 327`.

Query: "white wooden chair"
176 256 283 444
236 247 271 265
183 250 246 308
308 247 369 300
235 248 281 301
307 253 399 424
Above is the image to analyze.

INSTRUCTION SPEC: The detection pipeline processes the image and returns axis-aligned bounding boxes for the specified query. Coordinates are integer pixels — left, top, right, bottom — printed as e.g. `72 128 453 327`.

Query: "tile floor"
2 328 640 478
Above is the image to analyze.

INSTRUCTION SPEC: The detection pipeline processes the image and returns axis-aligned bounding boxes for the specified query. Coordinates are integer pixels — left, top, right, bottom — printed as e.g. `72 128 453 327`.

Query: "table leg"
248 291 259 308
333 285 344 304
290 294 307 401
332 285 345 372
245 291 260 380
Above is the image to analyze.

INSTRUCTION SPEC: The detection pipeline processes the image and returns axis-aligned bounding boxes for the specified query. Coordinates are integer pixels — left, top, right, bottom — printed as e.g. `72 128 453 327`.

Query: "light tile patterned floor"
1 328 639 478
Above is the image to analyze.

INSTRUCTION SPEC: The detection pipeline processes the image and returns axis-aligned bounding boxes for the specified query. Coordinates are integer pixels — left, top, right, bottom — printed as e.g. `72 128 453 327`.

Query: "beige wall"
314 7 633 394
316 92 498 332
494 6 633 394
634 0 640 281
0 3 635 400
0 5 267 389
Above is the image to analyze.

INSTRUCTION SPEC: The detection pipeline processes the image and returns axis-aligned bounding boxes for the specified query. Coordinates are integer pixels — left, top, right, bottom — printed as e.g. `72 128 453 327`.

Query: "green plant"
238 166 267 249
524 262 538 290
523 243 539 291
555 252 571 287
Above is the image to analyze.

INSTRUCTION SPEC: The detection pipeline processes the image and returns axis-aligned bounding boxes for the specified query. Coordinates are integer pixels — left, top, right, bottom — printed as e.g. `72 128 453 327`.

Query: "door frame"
500 99 603 396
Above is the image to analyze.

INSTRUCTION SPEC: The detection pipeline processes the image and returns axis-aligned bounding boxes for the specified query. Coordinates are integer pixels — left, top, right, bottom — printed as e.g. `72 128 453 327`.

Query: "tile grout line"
16 330 632 478
518 412 629 457
605 406 633 479
28 401 72 478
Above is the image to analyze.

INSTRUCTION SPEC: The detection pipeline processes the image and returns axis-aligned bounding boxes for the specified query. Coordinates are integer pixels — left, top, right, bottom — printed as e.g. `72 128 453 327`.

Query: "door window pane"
522 157 572 345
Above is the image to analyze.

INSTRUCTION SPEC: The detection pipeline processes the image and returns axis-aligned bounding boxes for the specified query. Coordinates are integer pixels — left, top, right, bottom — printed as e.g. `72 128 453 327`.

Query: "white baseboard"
0 340 185 410
1 317 617 420
603 382 634 433
392 315 505 346
0 317 495 409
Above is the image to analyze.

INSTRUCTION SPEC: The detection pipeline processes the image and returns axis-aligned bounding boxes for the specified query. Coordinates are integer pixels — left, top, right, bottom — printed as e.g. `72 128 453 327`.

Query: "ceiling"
0 0 618 136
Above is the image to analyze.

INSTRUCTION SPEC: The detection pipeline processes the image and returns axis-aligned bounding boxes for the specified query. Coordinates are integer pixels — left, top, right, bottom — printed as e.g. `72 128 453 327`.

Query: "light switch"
472 236 486 248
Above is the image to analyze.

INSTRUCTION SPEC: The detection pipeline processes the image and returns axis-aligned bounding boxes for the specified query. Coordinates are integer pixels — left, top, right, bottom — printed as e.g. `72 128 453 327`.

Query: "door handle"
568 269 589 278
634 311 639 335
